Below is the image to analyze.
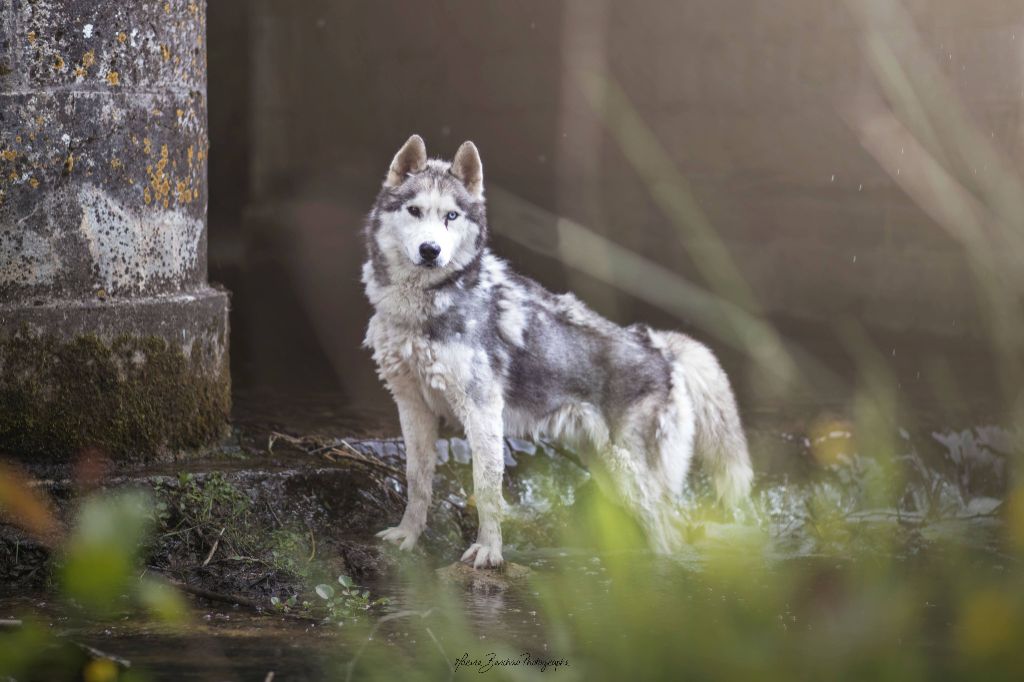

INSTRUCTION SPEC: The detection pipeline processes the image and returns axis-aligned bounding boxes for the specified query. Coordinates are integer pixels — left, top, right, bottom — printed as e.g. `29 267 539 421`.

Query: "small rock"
436 561 530 591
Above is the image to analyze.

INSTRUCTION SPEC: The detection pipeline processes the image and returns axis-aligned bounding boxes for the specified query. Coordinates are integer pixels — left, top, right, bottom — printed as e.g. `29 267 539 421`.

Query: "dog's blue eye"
445 211 459 221
407 206 422 218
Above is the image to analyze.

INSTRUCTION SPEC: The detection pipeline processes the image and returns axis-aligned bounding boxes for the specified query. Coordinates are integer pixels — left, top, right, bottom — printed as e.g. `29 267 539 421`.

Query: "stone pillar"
0 0 229 461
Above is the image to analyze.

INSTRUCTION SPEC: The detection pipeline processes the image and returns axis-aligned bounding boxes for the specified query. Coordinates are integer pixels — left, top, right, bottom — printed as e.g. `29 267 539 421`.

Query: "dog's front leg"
458 397 506 569
376 379 439 551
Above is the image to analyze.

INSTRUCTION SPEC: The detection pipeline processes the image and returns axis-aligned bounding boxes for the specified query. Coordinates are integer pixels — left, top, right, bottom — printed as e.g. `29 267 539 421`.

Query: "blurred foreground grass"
1 441 1022 681
343 497 1024 682
0 471 186 681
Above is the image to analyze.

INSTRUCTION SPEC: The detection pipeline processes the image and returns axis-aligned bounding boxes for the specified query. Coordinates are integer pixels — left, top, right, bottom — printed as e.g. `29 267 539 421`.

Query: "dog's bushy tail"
655 332 754 506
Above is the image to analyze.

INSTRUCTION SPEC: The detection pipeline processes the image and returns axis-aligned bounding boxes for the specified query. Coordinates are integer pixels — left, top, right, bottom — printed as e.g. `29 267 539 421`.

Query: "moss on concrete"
0 329 230 460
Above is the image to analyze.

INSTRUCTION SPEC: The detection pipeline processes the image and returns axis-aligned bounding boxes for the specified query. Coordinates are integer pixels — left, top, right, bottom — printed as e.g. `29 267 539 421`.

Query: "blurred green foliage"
61 492 154 616
1 490 185 681
335 482 1023 681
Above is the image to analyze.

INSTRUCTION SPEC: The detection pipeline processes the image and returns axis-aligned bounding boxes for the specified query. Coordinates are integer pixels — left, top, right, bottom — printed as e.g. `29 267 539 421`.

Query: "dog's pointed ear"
385 135 427 187
450 141 483 197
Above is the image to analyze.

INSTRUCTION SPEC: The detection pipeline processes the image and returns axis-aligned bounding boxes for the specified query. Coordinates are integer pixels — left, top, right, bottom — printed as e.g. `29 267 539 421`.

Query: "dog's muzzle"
419 241 441 266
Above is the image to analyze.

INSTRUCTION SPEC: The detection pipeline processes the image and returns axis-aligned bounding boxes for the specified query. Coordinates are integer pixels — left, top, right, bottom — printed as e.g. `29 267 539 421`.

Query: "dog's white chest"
365 314 473 418
366 317 439 386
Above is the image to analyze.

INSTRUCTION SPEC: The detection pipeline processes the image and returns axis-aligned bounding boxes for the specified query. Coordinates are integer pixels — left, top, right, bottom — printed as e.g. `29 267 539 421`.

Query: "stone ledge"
0 286 230 461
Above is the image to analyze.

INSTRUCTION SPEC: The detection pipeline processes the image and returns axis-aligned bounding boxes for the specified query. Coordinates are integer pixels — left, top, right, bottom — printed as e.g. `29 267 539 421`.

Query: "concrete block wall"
207 0 1022 400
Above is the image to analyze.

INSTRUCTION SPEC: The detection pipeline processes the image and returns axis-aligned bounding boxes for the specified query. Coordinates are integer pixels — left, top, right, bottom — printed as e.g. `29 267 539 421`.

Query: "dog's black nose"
419 242 441 262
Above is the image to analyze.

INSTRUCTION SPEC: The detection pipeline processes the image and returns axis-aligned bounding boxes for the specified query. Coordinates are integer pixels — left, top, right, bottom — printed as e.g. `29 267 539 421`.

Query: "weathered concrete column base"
0 287 229 461
1 0 229 462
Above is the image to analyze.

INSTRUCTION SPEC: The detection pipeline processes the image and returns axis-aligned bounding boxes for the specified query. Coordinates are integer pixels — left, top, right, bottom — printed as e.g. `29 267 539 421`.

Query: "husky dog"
363 135 753 568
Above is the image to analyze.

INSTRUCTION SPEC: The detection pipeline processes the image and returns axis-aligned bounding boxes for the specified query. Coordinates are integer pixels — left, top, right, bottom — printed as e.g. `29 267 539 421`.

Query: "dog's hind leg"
456 395 506 569
598 443 681 553
377 376 440 551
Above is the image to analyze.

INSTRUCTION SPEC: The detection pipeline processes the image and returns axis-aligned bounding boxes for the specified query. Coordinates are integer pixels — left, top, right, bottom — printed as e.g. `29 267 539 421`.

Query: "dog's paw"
460 542 504 569
376 526 421 551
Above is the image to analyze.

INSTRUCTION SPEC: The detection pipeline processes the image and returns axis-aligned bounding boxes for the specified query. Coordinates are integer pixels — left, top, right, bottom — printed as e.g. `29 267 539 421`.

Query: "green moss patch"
0 330 230 460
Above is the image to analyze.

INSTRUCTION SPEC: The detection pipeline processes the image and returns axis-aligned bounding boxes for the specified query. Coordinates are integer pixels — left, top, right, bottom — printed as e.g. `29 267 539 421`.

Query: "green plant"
268 529 314 576
152 472 257 562
271 575 390 624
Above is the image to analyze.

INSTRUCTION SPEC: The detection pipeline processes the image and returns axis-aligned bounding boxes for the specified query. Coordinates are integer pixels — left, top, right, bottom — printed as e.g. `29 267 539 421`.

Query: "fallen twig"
159 576 321 624
76 642 131 669
202 527 226 567
166 577 262 609
336 439 405 476
268 432 405 479
0 618 23 629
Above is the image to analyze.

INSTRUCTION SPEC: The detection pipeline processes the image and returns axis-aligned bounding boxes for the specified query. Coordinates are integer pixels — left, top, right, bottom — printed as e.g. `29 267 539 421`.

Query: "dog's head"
366 135 487 282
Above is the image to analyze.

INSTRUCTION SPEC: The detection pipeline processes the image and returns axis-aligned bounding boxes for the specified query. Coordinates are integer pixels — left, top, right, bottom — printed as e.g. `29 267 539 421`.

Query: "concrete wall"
205 0 1024 401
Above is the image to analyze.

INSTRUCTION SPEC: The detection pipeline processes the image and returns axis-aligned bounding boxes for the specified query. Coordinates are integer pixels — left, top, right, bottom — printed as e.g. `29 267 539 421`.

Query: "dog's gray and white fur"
363 135 753 568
